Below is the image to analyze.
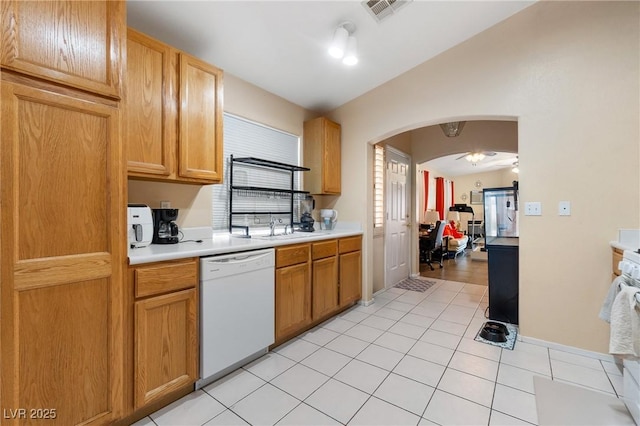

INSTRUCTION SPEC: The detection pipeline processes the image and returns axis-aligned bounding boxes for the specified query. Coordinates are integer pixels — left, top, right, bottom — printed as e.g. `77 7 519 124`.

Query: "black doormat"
394 277 437 293
474 321 518 350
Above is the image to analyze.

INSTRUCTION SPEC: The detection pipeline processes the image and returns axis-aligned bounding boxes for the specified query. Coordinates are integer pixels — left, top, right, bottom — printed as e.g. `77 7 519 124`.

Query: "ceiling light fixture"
342 36 358 65
465 152 485 165
440 121 466 137
329 22 358 66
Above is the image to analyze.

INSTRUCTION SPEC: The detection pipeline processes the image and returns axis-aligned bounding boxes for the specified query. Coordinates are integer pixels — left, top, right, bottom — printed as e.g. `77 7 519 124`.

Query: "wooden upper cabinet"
303 117 341 195
125 28 174 177
1 0 124 99
178 53 224 182
125 29 223 184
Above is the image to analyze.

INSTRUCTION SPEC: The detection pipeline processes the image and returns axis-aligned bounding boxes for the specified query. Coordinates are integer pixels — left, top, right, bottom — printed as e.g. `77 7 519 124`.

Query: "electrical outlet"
525 202 542 216
558 201 571 216
160 200 171 209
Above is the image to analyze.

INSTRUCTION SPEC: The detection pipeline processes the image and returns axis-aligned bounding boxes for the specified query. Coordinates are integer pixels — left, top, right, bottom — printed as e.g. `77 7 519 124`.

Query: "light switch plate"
525 202 542 216
558 201 571 216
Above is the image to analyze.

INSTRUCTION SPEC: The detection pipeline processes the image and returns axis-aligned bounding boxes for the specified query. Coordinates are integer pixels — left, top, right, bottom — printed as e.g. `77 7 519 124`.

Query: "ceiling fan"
456 151 497 164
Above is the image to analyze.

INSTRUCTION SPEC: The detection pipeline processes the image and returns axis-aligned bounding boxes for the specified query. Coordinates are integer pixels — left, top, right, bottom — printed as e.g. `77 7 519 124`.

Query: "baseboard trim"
520 335 617 362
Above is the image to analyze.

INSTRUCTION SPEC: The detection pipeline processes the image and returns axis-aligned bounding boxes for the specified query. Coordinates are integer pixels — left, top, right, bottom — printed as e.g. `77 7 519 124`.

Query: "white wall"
329 1 640 352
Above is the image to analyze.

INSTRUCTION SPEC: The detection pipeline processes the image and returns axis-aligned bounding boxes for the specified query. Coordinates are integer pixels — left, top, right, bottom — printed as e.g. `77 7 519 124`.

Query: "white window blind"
212 113 301 231
373 145 385 228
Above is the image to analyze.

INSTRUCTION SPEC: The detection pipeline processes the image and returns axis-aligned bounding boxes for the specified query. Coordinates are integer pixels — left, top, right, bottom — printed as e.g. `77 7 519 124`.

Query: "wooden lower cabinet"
275 262 311 342
122 258 199 424
339 236 363 308
312 240 339 320
274 236 361 346
135 288 197 408
312 256 339 320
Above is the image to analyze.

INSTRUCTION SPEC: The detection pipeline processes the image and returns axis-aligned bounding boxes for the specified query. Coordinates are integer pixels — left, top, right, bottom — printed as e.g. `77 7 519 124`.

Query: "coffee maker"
152 208 180 244
298 195 315 232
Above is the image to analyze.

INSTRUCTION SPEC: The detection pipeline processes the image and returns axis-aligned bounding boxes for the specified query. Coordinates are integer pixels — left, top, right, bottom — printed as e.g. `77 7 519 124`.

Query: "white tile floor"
133 279 625 426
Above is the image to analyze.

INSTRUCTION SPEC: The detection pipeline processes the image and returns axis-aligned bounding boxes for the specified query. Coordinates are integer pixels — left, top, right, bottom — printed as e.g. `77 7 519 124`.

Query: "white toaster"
127 204 153 248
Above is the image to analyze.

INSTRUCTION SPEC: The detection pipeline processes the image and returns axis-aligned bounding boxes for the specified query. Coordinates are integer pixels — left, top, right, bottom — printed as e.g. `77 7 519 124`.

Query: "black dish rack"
229 155 310 236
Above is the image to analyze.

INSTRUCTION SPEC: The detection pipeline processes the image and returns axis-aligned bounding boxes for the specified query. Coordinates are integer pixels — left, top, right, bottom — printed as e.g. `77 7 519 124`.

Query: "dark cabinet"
487 239 519 324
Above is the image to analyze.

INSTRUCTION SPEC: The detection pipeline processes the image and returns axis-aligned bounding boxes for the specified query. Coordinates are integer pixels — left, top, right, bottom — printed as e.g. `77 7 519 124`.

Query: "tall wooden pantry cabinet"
1 1 126 424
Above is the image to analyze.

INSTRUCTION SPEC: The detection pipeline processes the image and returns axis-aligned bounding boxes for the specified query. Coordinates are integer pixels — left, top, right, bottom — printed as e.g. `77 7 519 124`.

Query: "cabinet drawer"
339 236 362 254
612 247 623 276
135 258 198 298
276 244 310 268
312 240 337 260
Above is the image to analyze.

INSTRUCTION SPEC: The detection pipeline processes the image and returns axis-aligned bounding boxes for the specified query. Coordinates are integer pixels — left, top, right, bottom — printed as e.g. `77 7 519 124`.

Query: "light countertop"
128 223 363 265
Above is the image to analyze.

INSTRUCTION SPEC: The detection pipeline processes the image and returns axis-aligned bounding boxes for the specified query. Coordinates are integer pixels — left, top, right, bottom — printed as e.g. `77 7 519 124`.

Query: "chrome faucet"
269 215 277 236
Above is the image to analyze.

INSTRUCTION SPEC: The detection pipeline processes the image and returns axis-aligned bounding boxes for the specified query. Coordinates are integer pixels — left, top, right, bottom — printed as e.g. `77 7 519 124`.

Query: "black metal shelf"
229 155 309 234
232 156 310 172
231 185 310 195
230 211 292 216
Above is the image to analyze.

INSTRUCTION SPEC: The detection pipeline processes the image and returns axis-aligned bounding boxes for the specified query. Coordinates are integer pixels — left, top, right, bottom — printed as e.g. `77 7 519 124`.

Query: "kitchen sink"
252 233 311 241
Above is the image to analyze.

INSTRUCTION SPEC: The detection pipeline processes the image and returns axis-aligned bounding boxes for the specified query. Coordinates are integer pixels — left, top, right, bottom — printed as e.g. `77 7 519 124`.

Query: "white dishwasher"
196 248 275 389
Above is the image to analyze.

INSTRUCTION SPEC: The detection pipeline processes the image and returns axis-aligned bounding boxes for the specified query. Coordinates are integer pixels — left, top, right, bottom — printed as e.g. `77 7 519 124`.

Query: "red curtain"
435 177 444 220
451 181 455 206
423 171 430 214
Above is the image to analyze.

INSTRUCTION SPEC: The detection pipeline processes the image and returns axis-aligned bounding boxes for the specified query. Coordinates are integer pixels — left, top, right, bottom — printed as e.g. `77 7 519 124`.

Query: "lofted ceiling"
127 1 535 113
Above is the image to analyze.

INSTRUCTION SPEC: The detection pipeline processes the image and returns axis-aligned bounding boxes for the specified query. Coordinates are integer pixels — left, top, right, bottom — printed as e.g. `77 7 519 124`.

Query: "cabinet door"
339 251 362 308
125 29 175 177
303 117 341 195
312 257 339 320
178 52 223 182
322 119 341 194
1 0 124 98
275 263 311 341
135 288 198 409
0 81 124 424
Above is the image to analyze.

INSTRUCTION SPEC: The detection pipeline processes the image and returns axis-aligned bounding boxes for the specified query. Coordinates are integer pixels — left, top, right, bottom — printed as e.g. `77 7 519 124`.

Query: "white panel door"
385 148 411 287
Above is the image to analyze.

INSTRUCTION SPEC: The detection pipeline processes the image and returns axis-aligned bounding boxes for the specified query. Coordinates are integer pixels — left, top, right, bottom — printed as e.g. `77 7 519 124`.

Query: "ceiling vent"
362 0 413 23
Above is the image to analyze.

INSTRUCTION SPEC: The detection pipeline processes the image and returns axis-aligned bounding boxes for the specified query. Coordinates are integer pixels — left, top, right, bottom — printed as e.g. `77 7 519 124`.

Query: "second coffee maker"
152 208 180 244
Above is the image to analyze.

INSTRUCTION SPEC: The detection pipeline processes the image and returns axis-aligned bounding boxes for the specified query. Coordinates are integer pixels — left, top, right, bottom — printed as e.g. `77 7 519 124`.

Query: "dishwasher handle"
201 249 275 278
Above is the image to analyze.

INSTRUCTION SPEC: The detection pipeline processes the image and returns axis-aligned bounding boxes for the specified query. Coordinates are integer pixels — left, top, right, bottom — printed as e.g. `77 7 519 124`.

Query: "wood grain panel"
178 52 223 182
14 88 112 260
339 250 362 308
323 119 341 194
1 79 125 425
275 263 311 341
1 0 124 98
16 279 111 425
276 244 310 268
312 256 338 320
14 253 111 290
303 117 341 195
312 240 337 260
135 258 197 298
339 236 362 254
135 288 197 409
612 247 623 276
125 29 174 177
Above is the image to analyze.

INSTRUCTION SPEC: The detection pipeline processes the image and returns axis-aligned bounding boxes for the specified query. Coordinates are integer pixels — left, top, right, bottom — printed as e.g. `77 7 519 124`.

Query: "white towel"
599 275 628 323
609 285 640 357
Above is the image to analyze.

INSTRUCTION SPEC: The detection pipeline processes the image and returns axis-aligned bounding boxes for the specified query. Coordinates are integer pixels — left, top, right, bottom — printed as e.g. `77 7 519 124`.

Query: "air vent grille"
362 0 412 23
